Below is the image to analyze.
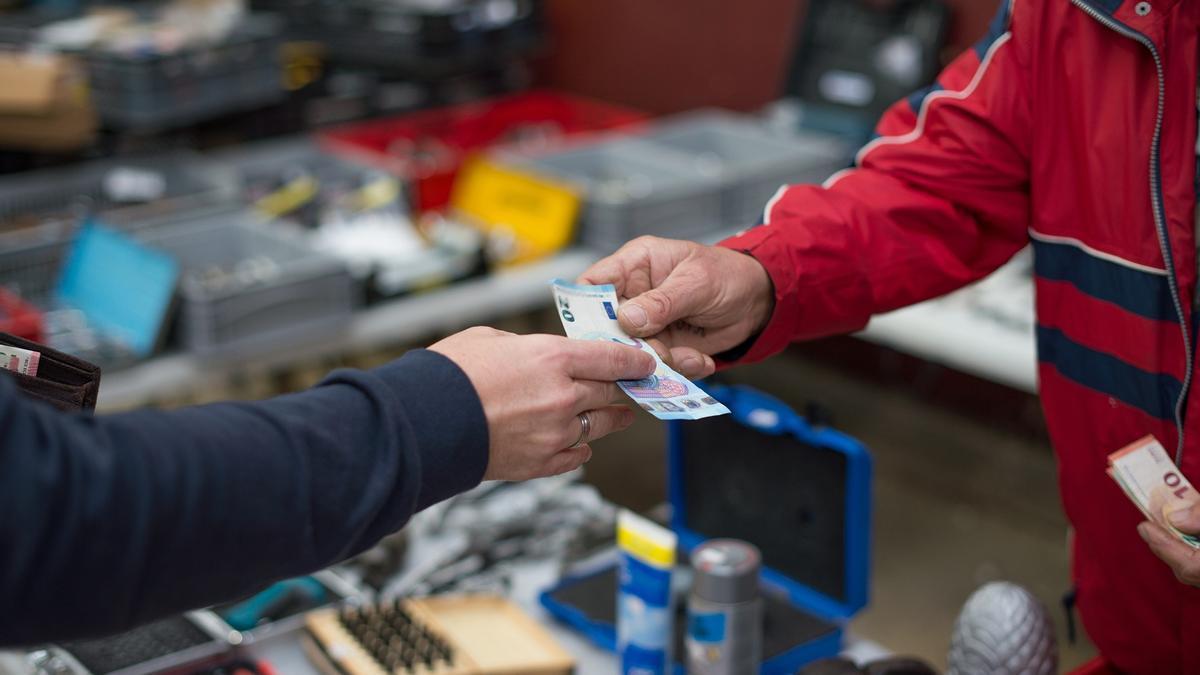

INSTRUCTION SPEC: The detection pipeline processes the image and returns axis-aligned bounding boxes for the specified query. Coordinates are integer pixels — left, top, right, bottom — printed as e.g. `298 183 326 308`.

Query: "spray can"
685 539 762 675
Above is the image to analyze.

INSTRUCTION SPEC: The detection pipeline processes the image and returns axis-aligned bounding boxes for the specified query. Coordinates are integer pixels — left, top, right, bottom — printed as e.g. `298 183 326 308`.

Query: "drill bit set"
302 595 572 675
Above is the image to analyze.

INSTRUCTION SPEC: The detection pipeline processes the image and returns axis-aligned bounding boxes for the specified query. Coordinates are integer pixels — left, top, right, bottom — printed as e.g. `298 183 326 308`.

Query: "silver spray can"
685 539 762 675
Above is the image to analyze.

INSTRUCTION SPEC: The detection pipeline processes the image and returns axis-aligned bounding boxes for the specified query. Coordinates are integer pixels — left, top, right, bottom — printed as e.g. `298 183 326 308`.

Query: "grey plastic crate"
512 137 725 253
0 152 235 233
132 207 355 355
641 110 850 227
0 228 68 307
0 153 235 303
212 137 487 300
83 13 285 130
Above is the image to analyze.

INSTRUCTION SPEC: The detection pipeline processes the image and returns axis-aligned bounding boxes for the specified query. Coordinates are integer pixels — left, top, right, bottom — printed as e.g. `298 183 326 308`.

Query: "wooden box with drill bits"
302 595 573 675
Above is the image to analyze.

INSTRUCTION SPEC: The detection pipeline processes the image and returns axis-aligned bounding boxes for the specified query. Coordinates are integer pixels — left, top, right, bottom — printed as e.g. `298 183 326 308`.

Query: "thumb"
618 269 708 337
1166 500 1200 534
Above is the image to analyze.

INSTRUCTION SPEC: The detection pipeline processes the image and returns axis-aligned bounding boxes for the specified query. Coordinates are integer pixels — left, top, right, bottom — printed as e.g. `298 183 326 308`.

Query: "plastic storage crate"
776 0 949 145
211 137 487 301
132 207 355 355
83 13 285 131
210 137 399 227
0 152 234 233
321 90 648 212
509 137 725 253
262 0 542 74
0 153 234 301
640 111 849 227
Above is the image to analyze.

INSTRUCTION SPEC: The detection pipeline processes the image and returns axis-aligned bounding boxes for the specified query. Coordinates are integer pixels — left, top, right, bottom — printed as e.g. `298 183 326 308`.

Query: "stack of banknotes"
551 279 729 421
1108 435 1200 549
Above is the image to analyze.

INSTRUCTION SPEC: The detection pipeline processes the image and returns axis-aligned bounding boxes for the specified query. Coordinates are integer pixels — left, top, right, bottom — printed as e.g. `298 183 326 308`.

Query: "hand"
579 236 774 378
429 326 655 481
1138 500 1200 586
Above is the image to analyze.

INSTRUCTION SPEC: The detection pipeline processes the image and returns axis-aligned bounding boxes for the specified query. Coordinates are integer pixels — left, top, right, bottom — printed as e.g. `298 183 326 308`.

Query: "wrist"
740 251 776 335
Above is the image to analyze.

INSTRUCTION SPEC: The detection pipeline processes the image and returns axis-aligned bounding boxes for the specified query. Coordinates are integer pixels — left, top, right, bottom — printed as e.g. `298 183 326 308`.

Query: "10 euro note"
551 279 730 421
1108 435 1200 549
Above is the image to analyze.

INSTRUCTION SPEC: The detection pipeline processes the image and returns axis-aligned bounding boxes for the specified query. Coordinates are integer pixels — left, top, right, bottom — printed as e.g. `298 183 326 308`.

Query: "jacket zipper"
1070 0 1191 463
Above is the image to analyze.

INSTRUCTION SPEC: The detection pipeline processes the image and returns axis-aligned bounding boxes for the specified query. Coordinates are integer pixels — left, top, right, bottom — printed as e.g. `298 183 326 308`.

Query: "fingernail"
703 355 715 374
622 303 648 328
680 355 701 373
1168 505 1194 527
1138 522 1151 541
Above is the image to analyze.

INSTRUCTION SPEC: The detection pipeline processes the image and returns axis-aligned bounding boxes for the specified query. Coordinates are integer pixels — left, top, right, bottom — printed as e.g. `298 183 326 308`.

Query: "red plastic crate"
320 90 648 212
0 288 43 343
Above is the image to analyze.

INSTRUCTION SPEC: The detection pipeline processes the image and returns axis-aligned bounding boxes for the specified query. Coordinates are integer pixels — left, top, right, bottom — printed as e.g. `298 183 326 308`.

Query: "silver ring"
570 412 592 448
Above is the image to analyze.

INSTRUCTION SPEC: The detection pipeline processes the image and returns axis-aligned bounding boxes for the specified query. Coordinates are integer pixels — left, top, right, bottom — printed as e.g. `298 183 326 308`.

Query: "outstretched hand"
579 236 775 377
430 327 655 481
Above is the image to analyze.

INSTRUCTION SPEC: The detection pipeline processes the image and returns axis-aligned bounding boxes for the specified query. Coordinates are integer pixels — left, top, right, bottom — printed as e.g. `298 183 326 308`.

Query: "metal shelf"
97 245 1038 411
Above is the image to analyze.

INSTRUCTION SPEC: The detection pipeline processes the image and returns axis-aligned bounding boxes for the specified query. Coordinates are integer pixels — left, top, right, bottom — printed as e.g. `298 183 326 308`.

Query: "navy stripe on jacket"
1037 325 1181 421
1031 236 1176 322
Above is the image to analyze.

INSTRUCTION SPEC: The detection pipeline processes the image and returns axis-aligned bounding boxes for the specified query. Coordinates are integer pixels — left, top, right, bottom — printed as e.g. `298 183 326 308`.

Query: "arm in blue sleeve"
0 349 488 646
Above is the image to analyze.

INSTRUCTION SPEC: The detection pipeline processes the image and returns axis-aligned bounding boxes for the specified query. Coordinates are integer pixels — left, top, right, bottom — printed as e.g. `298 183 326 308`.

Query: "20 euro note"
551 279 730 421
1108 435 1200 549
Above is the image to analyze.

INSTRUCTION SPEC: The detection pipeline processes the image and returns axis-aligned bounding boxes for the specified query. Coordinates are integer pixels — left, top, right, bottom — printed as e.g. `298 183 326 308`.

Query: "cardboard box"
0 53 96 151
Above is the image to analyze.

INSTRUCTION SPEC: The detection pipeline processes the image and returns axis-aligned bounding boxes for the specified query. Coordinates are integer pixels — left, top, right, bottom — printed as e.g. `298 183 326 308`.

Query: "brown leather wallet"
0 332 101 412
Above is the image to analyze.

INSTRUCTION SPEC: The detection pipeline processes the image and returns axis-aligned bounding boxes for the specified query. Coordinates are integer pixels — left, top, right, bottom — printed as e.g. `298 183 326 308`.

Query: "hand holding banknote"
430 326 654 481
551 279 730 421
579 236 775 376
1140 504 1200 587
1110 436 1200 586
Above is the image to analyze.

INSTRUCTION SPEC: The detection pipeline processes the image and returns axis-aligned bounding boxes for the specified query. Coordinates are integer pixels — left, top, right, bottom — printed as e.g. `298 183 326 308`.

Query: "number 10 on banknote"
551 279 730 421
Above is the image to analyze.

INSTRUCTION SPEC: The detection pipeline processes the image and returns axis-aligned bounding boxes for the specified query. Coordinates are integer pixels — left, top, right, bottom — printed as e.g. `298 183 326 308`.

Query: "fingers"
645 337 714 379
579 253 633 293
579 405 636 444
670 346 716 379
565 339 655 381
547 445 593 476
1165 500 1200 535
573 380 623 412
1140 521 1200 586
619 266 710 337
578 237 659 296
543 405 635 476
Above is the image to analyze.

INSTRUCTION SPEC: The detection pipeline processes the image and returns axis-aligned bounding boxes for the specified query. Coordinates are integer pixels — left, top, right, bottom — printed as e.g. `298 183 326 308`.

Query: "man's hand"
430 327 654 482
1139 501 1200 586
579 236 775 378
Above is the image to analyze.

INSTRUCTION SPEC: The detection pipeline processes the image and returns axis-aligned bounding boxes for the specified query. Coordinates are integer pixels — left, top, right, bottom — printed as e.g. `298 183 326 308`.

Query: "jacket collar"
1071 0 1178 44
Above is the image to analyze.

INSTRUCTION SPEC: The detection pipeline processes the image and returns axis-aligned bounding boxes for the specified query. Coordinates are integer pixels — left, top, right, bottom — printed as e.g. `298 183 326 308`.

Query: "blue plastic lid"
56 220 179 357
668 384 872 620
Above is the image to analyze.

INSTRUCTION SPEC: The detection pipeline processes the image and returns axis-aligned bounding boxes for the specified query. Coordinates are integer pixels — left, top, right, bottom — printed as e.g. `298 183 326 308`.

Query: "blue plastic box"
541 384 873 673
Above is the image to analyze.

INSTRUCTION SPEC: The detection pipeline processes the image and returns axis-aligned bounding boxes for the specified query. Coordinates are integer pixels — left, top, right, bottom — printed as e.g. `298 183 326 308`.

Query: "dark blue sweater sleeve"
0 349 488 647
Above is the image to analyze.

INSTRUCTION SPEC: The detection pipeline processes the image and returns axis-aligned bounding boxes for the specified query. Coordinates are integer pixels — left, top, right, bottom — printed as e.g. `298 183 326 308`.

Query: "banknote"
551 279 730 421
1108 435 1200 549
0 343 40 377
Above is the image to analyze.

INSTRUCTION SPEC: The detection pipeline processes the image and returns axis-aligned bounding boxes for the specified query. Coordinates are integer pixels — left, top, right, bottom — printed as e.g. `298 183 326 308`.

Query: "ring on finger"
570 411 592 449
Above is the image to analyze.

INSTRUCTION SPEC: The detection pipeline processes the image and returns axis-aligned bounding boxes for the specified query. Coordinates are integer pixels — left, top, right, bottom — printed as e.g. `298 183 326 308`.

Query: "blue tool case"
540 384 873 674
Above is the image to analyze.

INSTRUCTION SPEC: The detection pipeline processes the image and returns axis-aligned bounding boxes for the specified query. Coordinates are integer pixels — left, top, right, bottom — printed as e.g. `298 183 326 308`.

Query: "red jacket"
720 0 1200 671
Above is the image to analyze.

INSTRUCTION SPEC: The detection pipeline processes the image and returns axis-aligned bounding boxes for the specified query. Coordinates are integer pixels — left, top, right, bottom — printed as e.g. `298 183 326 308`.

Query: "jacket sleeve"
719 1 1032 363
0 349 489 646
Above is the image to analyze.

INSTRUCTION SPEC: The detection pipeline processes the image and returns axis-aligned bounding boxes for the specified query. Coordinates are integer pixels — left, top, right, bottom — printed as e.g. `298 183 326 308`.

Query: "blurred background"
0 0 1090 673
